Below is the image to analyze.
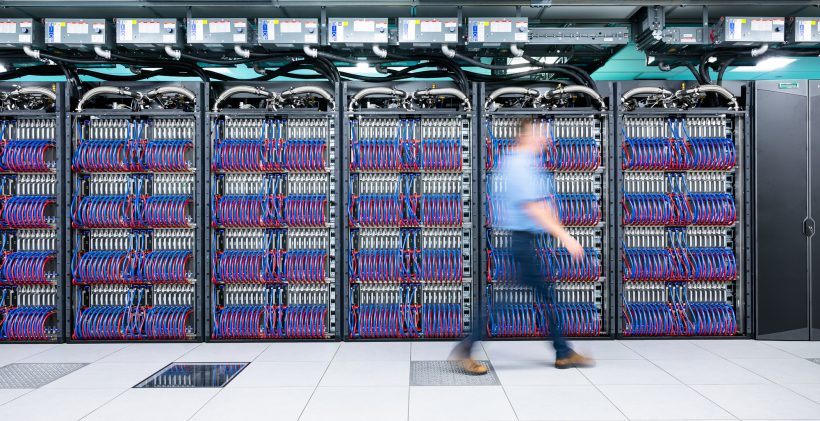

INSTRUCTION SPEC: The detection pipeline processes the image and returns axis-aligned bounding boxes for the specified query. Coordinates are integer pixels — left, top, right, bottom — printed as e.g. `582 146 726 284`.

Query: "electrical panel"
528 27 630 45
258 18 320 46
186 18 250 47
481 84 611 338
0 19 43 48
344 82 475 339
0 83 64 342
44 19 113 48
69 82 203 341
398 18 459 46
711 16 785 45
467 18 528 46
207 82 340 340
617 81 749 337
328 18 389 45
786 18 820 43
115 18 183 48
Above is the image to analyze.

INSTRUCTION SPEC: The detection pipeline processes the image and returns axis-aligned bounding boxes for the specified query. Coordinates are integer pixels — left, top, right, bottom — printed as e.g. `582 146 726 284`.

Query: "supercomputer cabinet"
205 82 341 340
754 80 820 340
67 82 204 341
342 81 478 340
0 82 66 343
480 82 615 339
616 81 752 337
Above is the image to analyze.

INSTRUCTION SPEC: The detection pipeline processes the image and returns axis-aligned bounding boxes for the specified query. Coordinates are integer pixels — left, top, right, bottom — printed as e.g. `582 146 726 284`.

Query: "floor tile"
409 386 516 421
622 340 723 360
255 342 340 362
44 362 167 389
189 387 313 421
98 343 200 363
732 358 820 384
0 389 31 405
82 388 219 421
692 384 820 420
301 386 408 421
691 340 798 360
412 341 487 361
492 360 590 386
482 340 560 361
580 359 681 385
784 383 820 404
0 344 57 365
0 388 124 421
175 343 268 363
653 359 770 385
761 341 820 359
334 342 411 362
599 385 733 420
571 341 644 360
18 344 128 363
505 385 625 420
226 361 328 388
320 360 410 386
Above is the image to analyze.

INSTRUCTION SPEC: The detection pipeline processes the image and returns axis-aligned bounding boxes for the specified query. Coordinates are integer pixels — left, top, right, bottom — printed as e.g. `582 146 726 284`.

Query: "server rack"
342 81 478 340
0 82 66 343
754 80 820 340
67 82 204 341
616 81 752 338
205 82 341 341
479 82 615 339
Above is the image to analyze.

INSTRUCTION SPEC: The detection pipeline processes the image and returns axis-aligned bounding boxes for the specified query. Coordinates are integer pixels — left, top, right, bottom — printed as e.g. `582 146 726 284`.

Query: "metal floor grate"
0 363 87 389
135 363 248 388
410 361 500 386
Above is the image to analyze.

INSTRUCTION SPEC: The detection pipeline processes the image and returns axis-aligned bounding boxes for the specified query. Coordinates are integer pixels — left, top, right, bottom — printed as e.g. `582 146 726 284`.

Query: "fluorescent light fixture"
207 67 234 75
508 56 560 74
0 65 7 73
356 62 370 69
731 57 796 72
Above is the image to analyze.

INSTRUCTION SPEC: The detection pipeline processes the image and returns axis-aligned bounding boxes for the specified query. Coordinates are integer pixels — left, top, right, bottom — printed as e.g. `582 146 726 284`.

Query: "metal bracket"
532 0 552 7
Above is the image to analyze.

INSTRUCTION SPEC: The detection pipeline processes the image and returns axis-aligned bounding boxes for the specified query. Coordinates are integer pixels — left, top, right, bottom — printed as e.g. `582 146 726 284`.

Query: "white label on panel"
604 37 614 42
210 21 230 33
444 33 457 42
120 21 133 41
353 20 374 33
139 22 160 34
404 20 416 41
515 32 527 41
305 33 318 44
193 20 204 41
729 19 742 40
0 23 15 34
476 22 485 42
376 31 388 43
490 21 511 33
163 34 176 43
333 23 344 42
421 21 441 33
751 19 772 32
51 24 61 43
67 23 88 34
18 34 30 43
281 21 301 33
91 34 103 44
233 33 245 42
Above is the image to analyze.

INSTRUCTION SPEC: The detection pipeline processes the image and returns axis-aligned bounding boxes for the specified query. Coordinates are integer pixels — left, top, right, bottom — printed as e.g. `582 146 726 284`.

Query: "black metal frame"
477 81 617 340
203 81 343 342
65 81 205 343
340 80 480 341
0 82 67 344
612 80 753 339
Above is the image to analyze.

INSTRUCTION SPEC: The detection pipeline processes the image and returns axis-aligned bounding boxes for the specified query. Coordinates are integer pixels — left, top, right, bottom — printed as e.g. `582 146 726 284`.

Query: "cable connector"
372 45 388 59
234 45 251 59
165 45 182 60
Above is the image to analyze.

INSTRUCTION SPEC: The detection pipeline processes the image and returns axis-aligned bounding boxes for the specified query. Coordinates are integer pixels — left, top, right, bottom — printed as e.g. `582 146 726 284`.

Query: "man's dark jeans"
458 230 571 359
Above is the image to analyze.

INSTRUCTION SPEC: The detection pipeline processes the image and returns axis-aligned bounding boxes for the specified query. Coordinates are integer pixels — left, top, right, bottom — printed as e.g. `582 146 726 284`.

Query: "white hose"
680 84 740 110
8 87 57 101
212 86 276 112
620 87 674 104
751 43 769 57
94 46 112 60
545 86 606 110
413 88 471 111
303 45 319 58
441 44 456 59
348 87 406 111
77 87 141 112
146 86 197 103
165 45 182 60
510 44 524 58
280 86 336 110
23 46 41 61
485 87 540 108
234 45 251 59
372 45 388 59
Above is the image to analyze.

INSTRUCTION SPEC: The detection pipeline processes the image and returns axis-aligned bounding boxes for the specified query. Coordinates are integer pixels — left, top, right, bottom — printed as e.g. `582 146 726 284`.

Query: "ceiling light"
731 57 796 72
356 62 370 69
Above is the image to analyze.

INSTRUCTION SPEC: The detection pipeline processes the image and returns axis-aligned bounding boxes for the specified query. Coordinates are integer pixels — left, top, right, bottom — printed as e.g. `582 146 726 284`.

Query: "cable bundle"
141 196 192 228
284 250 326 283
623 193 736 226
74 305 191 340
554 194 601 226
420 249 463 282
543 137 600 172
73 250 192 284
421 303 463 337
212 304 328 339
213 195 283 227
211 305 264 339
0 139 55 173
0 196 55 228
72 195 192 228
623 248 737 282
421 194 462 226
621 119 736 171
280 304 327 338
0 306 56 340
212 250 269 283
538 249 601 282
142 306 193 339
349 194 401 226
622 285 737 336
285 140 326 171
349 248 403 282
0 251 55 284
555 303 601 336
350 304 420 338
143 140 192 172
283 195 327 227
421 138 462 171
213 119 327 172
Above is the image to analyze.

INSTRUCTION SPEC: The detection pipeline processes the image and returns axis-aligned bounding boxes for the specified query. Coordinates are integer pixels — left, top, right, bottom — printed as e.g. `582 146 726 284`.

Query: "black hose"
717 57 736 85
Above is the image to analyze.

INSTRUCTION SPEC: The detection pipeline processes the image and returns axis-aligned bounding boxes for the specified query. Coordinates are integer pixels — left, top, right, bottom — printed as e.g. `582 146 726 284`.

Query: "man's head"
517 119 550 152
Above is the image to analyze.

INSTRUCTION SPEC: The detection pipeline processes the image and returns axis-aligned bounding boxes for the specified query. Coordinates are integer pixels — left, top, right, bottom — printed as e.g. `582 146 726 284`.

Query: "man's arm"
523 200 585 260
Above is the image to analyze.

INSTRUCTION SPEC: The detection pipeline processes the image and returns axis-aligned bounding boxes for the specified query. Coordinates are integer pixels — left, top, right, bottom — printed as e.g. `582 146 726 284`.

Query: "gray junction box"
44 19 113 49
0 19 43 48
115 18 182 48
328 18 388 46
398 18 459 46
257 18 320 46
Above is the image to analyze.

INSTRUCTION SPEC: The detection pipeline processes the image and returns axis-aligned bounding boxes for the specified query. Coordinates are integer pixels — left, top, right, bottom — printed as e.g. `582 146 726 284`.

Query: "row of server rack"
0 79 751 342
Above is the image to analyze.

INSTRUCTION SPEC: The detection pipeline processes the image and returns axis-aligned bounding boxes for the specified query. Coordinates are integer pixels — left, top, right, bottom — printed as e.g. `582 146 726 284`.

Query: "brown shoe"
458 358 489 375
555 351 595 369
